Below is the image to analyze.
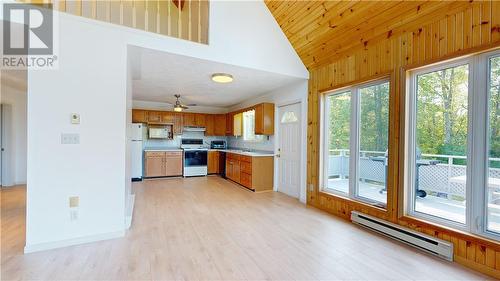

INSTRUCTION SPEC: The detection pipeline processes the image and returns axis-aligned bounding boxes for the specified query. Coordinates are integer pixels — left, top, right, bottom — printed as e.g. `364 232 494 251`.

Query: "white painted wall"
228 81 309 203
0 0 308 251
1 83 27 186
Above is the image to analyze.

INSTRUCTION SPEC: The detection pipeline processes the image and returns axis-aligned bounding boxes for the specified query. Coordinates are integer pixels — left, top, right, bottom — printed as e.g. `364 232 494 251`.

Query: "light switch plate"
71 113 80 124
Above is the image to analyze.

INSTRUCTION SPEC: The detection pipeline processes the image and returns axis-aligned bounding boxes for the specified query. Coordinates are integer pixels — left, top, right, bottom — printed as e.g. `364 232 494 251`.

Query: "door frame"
275 98 307 203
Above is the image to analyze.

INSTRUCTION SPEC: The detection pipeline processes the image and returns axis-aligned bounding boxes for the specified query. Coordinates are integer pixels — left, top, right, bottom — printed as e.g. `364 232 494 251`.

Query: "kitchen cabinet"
132 109 148 123
255 103 274 135
165 151 183 176
233 112 243 137
208 151 219 174
147 111 162 123
173 112 183 135
225 152 273 192
161 111 174 124
194 113 206 127
225 113 233 136
183 113 196 127
205 114 215 136
214 114 227 136
144 151 183 178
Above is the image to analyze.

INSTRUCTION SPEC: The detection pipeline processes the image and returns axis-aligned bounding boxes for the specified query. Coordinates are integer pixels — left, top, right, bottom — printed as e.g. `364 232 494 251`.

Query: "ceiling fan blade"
187 104 197 107
181 105 189 109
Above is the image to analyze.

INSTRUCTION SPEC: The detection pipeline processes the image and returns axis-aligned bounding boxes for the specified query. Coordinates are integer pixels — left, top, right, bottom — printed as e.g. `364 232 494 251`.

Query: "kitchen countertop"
144 147 182 152
213 149 275 157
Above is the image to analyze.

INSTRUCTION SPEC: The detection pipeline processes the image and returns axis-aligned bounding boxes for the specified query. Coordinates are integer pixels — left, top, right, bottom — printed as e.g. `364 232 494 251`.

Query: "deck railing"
329 149 500 198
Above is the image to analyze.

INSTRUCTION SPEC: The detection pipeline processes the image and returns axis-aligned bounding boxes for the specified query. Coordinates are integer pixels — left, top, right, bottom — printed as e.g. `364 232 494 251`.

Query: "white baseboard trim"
24 230 125 253
125 193 135 229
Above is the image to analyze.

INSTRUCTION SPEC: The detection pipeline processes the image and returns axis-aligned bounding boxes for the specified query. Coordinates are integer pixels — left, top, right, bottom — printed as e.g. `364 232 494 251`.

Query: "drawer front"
165 151 182 157
240 172 252 188
145 151 165 158
240 155 252 163
240 161 252 174
227 153 241 161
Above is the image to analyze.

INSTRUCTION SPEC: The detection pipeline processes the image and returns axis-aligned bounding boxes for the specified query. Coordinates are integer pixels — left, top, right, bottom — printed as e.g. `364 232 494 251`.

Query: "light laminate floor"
1 177 489 280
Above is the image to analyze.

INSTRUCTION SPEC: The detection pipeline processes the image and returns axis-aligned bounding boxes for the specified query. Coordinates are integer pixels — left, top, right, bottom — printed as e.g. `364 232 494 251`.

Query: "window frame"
321 78 391 208
404 48 500 241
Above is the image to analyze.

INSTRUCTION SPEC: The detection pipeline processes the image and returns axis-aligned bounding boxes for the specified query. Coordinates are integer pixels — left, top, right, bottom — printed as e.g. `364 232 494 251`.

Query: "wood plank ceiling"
265 1 475 69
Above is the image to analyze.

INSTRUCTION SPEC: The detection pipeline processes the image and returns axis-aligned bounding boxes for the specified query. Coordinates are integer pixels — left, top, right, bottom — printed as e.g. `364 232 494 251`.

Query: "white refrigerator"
131 123 144 181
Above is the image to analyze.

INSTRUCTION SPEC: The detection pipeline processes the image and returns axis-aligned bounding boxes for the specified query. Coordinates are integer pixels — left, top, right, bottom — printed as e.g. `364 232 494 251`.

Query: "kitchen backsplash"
144 131 226 148
227 135 274 152
143 130 274 152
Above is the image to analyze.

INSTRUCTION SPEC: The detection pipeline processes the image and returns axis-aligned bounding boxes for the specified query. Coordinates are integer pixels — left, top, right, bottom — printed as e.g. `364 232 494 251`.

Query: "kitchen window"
243 110 264 142
405 49 500 240
321 78 390 207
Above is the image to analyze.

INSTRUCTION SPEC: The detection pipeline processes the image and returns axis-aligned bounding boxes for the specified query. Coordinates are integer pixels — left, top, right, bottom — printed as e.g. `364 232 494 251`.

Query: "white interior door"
278 102 301 198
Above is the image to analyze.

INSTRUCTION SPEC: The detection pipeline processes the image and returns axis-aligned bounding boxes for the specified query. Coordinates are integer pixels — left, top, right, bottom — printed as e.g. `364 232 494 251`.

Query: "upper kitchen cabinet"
205 114 215 136
132 109 148 123
161 111 174 124
183 113 196 127
214 114 226 136
194 113 206 127
254 103 274 135
147 111 162 123
225 113 234 136
233 112 243 137
173 112 183 135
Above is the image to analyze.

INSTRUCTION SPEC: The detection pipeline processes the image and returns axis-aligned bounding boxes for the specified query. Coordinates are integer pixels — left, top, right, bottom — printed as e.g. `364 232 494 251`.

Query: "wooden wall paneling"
81 0 92 18
169 0 179 38
298 1 500 278
109 0 121 25
65 0 81 16
158 0 169 35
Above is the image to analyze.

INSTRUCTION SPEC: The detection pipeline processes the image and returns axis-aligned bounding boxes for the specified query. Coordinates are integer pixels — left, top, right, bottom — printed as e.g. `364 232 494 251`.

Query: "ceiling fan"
172 94 196 112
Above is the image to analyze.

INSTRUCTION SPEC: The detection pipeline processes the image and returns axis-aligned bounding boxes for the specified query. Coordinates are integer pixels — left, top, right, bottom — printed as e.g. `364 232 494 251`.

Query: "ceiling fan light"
211 73 233 83
173 105 183 112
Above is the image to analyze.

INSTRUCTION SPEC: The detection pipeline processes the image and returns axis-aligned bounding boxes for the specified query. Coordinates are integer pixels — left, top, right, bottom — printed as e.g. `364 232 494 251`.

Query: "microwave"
148 126 172 139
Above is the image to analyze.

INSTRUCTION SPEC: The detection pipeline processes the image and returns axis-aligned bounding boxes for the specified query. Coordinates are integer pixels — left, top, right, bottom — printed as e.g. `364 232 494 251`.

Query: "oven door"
184 150 207 167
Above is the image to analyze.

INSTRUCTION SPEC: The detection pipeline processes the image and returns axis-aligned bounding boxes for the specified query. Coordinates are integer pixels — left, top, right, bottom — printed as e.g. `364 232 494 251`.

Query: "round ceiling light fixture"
211 73 233 83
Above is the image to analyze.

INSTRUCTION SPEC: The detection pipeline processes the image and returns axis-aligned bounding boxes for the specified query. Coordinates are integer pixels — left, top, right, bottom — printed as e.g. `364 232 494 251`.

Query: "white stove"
181 139 208 177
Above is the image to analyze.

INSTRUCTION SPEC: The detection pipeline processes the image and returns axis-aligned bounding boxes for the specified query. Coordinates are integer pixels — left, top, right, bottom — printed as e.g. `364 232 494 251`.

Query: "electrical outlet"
69 196 79 208
61 133 80 144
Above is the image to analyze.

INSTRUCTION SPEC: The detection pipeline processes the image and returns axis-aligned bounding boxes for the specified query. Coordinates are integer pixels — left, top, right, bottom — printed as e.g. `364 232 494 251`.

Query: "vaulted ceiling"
265 1 474 69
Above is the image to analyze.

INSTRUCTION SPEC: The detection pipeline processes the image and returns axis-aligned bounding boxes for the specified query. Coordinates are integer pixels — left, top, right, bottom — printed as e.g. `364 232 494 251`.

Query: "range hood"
183 126 206 132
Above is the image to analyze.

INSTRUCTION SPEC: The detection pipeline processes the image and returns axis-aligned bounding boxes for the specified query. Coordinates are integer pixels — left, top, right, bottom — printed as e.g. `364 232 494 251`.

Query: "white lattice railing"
328 149 500 198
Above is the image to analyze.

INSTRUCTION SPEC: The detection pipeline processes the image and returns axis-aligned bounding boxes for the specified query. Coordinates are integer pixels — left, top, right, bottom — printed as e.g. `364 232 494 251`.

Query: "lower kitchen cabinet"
208 151 219 174
144 151 183 178
226 153 273 191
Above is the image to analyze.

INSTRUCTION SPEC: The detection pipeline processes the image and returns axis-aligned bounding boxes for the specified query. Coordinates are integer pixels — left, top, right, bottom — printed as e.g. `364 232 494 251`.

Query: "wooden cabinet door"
162 112 174 124
233 113 243 136
240 172 252 188
233 160 241 183
195 113 206 127
255 103 275 135
148 111 162 123
214 114 226 136
145 156 165 177
132 109 147 123
173 112 183 135
183 113 196 126
208 151 219 174
205 114 215 136
165 152 183 176
225 113 233 135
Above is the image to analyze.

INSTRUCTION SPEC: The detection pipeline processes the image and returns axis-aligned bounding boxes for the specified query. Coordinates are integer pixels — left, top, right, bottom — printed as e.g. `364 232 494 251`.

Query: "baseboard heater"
351 211 453 261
